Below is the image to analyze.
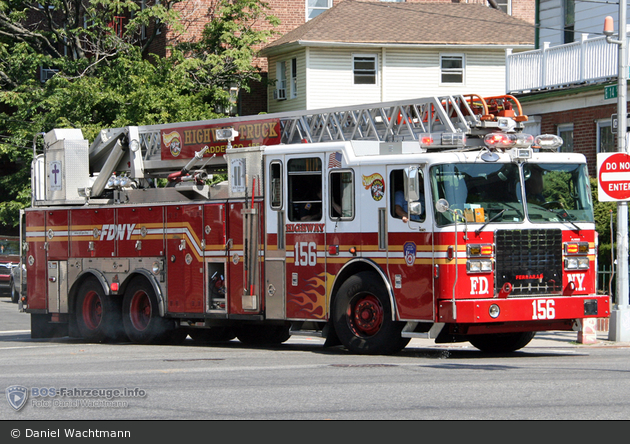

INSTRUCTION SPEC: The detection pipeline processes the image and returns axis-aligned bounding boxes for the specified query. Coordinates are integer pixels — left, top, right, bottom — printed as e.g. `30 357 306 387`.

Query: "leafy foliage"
0 0 278 228
590 177 621 266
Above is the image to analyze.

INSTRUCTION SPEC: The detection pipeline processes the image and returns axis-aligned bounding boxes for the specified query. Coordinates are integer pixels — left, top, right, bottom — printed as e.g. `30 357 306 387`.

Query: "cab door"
386 166 434 321
284 155 327 320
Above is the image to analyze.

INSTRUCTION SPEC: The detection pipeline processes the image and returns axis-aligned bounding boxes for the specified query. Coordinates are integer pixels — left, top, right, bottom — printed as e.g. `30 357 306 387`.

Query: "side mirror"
409 201 422 216
406 167 421 202
435 198 450 213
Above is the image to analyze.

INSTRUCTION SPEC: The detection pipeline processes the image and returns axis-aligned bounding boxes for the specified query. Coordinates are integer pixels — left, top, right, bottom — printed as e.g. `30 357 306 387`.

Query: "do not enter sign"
597 152 630 201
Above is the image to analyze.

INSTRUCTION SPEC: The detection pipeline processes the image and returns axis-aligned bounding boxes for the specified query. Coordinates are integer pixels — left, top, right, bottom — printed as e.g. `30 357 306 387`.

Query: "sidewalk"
527 330 630 348
407 329 630 350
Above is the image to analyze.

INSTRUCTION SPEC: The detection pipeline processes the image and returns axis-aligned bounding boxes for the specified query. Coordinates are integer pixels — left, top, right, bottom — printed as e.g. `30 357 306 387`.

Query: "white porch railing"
506 34 623 94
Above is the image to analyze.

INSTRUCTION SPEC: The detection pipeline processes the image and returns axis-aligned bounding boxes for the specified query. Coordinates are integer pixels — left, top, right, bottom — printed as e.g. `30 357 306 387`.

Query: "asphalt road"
1 297 629 422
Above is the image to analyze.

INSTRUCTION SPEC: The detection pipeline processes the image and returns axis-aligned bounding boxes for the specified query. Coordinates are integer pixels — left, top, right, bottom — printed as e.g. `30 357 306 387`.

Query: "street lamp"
603 10 630 342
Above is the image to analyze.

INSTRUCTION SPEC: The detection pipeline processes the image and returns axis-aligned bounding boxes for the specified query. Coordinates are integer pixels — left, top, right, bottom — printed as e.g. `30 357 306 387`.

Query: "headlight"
467 260 492 273
565 257 590 270
152 261 161 275
565 258 578 269
577 257 590 269
489 304 500 318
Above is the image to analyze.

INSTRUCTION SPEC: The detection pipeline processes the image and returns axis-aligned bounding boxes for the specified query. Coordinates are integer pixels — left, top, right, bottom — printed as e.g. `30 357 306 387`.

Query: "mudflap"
322 322 342 347
30 313 69 339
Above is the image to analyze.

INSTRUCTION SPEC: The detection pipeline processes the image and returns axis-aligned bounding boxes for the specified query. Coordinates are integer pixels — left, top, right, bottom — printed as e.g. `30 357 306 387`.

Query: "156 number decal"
294 242 317 267
532 299 555 320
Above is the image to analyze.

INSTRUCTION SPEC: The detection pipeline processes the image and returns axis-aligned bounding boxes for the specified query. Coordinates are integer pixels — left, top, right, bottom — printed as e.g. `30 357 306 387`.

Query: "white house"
505 0 629 175
260 0 535 113
537 0 620 47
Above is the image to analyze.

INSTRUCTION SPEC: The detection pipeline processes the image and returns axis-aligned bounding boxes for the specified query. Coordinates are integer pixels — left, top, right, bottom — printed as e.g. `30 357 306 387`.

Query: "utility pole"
604 5 630 341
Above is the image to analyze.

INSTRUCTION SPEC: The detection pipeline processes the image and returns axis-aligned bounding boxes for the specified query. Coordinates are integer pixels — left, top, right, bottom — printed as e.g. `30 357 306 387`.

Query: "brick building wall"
509 0 535 24
540 103 620 175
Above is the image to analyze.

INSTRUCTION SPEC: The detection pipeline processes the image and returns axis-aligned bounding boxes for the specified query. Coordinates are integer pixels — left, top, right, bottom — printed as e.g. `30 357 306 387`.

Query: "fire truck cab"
21 94 609 354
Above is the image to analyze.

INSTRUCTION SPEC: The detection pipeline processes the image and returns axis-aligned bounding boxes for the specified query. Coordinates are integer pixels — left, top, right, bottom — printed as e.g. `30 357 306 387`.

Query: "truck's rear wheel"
122 278 173 344
75 278 124 343
332 272 409 355
468 331 536 353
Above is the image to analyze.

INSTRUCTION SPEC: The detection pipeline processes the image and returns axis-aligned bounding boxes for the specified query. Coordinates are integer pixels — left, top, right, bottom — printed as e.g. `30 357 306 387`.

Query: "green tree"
0 0 278 228
590 177 625 267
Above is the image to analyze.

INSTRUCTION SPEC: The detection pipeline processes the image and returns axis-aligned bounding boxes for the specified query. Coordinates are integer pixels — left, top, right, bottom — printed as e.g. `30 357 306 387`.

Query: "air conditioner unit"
40 67 59 82
274 88 286 100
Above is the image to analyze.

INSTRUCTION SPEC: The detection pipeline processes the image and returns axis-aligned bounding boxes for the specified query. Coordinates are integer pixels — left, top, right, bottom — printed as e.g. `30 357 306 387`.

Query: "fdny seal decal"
362 173 385 201
404 242 416 266
162 131 182 157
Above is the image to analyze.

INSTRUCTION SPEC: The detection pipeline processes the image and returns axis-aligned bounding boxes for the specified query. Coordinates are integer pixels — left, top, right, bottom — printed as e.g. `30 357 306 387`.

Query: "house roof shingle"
262 0 534 53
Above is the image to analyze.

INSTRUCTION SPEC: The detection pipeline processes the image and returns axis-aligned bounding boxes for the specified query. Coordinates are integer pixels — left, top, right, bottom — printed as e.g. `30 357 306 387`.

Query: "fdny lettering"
566 273 586 291
470 276 489 295
99 224 136 241
515 274 543 280
286 223 325 233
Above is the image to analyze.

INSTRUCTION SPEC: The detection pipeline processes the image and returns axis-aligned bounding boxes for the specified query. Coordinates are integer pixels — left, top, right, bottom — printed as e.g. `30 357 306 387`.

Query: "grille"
495 229 563 296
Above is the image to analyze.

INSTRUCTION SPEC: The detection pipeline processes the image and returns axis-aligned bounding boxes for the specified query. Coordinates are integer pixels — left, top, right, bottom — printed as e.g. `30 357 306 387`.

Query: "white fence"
506 34 624 94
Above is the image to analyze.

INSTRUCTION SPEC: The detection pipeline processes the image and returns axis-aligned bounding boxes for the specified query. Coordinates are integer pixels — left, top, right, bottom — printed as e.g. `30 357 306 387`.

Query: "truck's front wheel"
332 272 409 355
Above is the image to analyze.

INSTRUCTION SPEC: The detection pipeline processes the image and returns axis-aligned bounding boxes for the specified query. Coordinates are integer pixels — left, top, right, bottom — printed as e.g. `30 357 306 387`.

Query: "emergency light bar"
534 134 564 150
483 132 534 150
484 132 516 148
419 132 466 148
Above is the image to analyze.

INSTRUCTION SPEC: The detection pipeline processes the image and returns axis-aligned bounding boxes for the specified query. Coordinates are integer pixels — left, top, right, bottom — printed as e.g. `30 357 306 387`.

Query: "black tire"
122 277 173 344
75 278 124 343
332 271 409 355
189 327 236 344
236 324 291 345
10 278 19 303
468 331 536 353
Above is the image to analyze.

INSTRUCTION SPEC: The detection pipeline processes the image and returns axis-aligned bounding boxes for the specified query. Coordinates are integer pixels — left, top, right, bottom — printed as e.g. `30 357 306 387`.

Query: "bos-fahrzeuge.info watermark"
6 385 146 411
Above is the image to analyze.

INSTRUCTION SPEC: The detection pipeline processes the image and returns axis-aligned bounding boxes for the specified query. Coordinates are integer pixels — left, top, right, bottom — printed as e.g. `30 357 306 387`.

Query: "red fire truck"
20 94 609 354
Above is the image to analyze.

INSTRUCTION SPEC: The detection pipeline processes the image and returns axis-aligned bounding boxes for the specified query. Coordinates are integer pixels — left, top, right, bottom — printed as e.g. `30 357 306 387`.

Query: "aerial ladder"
31 94 528 206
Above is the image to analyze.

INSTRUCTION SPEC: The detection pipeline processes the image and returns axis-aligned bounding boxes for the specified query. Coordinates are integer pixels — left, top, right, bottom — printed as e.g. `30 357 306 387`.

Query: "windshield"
0 239 19 256
524 163 593 223
430 163 524 226
430 162 593 226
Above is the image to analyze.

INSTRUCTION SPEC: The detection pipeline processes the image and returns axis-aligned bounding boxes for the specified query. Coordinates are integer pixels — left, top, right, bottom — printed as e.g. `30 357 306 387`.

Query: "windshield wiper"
533 205 581 232
556 211 581 232
475 209 506 235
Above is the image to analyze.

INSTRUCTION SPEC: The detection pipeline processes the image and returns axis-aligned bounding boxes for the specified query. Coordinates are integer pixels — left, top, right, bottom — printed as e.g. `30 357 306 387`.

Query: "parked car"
0 236 20 300
9 263 25 303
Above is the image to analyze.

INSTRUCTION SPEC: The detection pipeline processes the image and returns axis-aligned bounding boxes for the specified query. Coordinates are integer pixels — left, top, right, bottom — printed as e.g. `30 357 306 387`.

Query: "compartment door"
165 204 204 314
264 159 286 320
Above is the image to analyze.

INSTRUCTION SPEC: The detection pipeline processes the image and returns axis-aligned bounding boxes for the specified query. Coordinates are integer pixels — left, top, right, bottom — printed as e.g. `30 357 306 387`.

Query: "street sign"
597 152 630 201
611 113 630 133
605 84 618 100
